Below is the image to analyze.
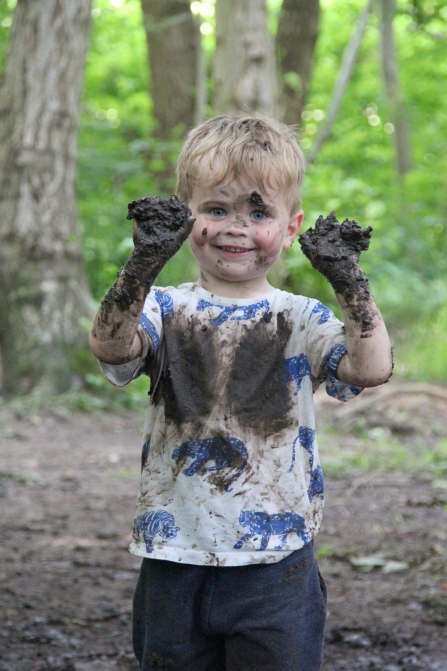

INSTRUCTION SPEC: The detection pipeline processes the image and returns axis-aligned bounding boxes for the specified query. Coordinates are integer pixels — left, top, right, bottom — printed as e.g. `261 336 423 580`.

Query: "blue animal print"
282 354 311 395
234 510 310 551
287 426 324 501
196 298 270 327
323 343 346 378
308 465 324 501
326 379 362 402
308 301 333 325
288 426 315 473
323 344 363 402
172 437 247 491
141 439 150 471
132 510 180 554
154 290 174 317
140 314 160 356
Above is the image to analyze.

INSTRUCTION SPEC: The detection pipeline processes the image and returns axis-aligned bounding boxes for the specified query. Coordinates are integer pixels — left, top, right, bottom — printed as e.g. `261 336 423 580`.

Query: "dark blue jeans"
132 541 327 671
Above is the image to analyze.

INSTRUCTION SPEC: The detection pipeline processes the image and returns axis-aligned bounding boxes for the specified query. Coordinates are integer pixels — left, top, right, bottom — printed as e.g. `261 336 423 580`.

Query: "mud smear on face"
249 191 264 207
102 196 194 311
235 214 248 228
299 212 375 336
153 313 218 429
255 254 269 268
226 312 294 437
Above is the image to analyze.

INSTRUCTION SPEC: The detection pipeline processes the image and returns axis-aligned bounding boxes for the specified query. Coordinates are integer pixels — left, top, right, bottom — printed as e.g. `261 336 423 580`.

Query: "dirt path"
0 398 446 671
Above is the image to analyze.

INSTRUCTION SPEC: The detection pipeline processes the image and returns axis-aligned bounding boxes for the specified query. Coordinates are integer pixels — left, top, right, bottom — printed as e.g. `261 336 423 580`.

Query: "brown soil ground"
1 384 446 671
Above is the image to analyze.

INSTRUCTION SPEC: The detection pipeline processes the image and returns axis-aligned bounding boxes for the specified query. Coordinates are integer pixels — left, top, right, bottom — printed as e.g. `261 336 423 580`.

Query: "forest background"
0 0 446 407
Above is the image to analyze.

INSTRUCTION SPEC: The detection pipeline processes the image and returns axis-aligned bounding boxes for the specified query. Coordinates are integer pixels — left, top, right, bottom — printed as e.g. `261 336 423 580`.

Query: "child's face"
188 178 303 290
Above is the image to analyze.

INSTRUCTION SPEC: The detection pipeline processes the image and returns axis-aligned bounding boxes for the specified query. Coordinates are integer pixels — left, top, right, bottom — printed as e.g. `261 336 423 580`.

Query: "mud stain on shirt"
153 313 219 429
226 311 294 437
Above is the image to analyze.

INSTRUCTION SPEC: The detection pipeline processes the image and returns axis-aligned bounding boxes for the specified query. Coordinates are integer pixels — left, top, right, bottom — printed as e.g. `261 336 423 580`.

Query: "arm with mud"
299 212 392 388
89 196 195 364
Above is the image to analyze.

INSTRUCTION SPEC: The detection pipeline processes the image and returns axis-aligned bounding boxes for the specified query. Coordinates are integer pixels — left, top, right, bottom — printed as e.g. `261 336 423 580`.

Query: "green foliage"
396 304 447 379
78 0 198 300
0 0 15 75
283 0 447 379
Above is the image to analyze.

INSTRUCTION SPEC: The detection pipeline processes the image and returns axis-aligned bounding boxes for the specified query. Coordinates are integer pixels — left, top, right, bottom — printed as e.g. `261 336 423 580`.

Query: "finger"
177 214 196 241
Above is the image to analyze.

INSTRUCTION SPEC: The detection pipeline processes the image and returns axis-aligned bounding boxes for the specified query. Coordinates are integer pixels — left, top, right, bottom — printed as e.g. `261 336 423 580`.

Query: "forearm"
89 259 158 364
336 287 393 387
89 195 194 365
299 213 392 387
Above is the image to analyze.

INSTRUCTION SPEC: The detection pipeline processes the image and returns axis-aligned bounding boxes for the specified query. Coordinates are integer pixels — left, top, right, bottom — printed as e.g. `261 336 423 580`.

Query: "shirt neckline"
179 282 280 306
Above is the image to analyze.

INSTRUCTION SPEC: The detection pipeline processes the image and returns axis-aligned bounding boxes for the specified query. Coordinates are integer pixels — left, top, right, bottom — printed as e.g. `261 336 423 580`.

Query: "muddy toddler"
90 115 393 671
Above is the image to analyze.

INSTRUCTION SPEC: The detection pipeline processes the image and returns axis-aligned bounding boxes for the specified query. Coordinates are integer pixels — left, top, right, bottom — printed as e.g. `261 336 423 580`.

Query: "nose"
224 215 249 235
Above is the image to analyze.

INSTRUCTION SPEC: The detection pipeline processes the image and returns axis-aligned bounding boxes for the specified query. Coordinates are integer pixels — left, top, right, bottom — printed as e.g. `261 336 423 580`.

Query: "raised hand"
127 195 195 273
92 196 194 361
299 212 375 335
299 212 372 296
299 211 371 272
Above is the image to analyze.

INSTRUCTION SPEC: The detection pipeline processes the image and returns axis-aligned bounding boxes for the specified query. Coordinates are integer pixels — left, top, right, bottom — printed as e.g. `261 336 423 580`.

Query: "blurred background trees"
141 0 199 137
0 0 93 395
277 0 320 124
0 0 446 396
214 0 276 115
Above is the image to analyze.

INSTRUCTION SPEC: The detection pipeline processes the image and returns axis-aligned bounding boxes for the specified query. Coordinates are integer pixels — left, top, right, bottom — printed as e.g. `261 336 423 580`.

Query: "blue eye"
211 207 226 217
251 210 266 221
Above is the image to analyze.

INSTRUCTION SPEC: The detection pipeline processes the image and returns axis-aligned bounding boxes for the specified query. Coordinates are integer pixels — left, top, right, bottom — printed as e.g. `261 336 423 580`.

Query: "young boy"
89 115 392 671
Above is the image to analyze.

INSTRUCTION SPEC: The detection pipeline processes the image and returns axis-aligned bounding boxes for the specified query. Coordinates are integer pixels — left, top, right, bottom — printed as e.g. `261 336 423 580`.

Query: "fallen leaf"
432 479 447 490
349 554 386 572
382 560 409 574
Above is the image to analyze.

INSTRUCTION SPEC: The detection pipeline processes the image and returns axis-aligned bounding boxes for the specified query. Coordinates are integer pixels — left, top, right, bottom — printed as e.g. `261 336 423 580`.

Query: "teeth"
220 246 250 252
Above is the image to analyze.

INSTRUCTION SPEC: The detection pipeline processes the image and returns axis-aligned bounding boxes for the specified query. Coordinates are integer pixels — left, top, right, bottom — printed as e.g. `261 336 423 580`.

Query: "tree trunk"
277 0 320 125
214 0 276 116
307 0 373 165
380 0 413 175
141 0 199 138
0 0 93 395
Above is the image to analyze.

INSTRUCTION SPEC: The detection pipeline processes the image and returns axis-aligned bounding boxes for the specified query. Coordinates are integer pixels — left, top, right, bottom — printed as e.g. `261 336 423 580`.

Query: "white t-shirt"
99 283 362 566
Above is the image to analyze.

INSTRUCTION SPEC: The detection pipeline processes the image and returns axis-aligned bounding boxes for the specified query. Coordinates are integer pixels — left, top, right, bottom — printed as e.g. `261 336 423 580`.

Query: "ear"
283 210 304 249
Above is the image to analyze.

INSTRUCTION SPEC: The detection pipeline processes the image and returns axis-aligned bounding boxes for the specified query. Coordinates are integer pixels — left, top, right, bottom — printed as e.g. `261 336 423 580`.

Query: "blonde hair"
176 115 306 213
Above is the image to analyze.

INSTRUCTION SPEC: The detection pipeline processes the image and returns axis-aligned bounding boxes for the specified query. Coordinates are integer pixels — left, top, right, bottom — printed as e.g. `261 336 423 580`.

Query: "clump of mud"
126 194 194 270
299 212 375 335
127 195 193 230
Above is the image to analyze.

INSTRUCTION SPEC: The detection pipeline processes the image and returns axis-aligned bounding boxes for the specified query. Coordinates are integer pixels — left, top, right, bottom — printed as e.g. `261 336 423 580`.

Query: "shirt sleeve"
303 298 363 402
97 287 169 388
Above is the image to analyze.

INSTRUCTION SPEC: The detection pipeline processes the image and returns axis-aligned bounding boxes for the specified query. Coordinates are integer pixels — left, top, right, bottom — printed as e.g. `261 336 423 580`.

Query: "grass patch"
394 304 447 382
319 424 447 479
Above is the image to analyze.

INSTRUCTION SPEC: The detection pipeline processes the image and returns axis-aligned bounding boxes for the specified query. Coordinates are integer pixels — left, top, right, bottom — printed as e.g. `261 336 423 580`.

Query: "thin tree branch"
194 16 206 126
380 0 413 174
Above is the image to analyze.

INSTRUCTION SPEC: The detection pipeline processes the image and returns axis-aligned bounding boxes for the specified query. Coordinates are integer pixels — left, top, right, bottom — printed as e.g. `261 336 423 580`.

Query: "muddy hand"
299 211 372 289
127 195 195 271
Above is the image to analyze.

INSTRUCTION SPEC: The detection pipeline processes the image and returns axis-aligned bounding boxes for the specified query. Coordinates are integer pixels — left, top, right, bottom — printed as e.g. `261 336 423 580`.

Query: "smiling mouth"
216 245 255 254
